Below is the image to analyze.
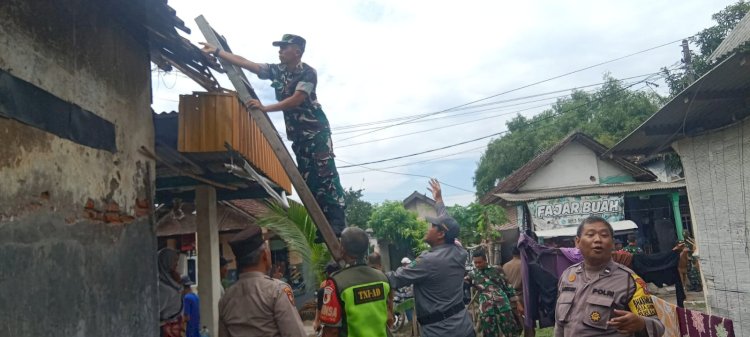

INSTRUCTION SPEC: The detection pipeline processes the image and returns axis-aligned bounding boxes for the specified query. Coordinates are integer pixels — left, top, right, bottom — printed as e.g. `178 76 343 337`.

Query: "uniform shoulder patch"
281 285 295 305
628 273 657 317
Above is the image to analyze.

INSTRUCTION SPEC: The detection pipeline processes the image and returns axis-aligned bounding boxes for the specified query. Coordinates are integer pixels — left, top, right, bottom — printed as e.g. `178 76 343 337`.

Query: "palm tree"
255 199 331 293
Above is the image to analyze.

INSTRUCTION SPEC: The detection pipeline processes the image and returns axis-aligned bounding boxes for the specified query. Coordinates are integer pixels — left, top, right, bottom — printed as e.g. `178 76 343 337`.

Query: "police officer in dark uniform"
200 35 346 242
386 179 474 337
554 216 665 337
218 226 306 337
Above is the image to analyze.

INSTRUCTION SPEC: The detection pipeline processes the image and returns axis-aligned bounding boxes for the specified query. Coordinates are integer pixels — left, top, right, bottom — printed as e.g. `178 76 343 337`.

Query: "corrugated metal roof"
607 52 750 158
494 181 685 202
710 11 750 62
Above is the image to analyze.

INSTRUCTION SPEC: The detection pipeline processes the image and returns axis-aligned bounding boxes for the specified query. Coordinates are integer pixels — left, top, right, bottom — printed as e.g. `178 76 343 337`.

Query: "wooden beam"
156 187 269 204
196 15 343 261
140 146 238 191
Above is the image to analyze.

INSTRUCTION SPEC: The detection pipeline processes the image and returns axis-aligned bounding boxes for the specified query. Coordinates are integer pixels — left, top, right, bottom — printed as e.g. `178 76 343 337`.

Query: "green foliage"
367 201 429 254
448 203 507 245
256 200 331 290
344 187 374 227
473 75 662 197
662 1 750 96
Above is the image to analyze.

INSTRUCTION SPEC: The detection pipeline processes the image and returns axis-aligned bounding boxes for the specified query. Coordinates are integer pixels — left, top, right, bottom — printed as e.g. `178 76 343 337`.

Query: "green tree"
449 203 507 245
473 75 662 197
256 200 331 290
367 201 429 254
344 187 374 227
662 1 750 96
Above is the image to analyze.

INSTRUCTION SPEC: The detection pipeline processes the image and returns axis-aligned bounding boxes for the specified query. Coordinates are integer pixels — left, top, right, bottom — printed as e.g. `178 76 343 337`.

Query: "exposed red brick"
106 201 120 213
135 207 150 218
85 198 96 209
104 212 120 223
40 191 50 200
136 198 150 209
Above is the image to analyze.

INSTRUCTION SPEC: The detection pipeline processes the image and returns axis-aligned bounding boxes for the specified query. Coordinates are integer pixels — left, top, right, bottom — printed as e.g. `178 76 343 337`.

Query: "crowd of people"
157 34 673 337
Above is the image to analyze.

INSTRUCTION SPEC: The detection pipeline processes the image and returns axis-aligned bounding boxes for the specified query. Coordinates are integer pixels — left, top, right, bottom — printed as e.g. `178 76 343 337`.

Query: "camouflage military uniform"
621 244 643 255
257 62 346 235
467 266 522 337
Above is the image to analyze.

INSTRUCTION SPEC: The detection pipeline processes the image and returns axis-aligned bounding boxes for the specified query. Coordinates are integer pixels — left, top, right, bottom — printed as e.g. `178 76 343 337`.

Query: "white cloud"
154 0 731 205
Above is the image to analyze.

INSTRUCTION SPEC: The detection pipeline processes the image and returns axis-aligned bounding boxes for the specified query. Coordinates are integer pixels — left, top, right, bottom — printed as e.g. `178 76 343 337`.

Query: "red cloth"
676 307 735 337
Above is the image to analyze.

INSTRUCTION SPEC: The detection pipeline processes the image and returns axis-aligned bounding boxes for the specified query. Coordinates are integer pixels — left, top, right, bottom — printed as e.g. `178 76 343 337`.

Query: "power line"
335 37 689 142
331 72 660 133
335 72 670 149
337 75 658 169
336 158 475 193
340 144 489 174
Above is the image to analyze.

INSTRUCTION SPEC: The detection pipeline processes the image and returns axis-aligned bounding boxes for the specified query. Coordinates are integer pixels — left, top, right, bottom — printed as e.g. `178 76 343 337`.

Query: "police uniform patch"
628 274 657 317
590 311 601 322
352 283 385 305
282 286 295 305
568 273 576 282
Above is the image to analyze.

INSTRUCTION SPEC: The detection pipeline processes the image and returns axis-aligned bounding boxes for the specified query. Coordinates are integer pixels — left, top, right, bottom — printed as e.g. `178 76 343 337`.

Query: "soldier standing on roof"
200 35 346 242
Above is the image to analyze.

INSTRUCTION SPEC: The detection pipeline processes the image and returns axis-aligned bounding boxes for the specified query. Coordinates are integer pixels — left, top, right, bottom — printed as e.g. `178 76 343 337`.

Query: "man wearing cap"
318 227 393 337
181 276 201 337
200 35 346 243
219 226 306 337
386 179 474 337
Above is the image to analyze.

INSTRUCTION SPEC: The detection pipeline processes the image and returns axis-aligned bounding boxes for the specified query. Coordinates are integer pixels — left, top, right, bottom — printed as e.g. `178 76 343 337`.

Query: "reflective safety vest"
320 264 390 337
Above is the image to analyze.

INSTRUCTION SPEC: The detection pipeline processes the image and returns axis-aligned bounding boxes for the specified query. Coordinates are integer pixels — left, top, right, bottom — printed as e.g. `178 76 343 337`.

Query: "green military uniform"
684 240 702 291
621 244 643 255
467 266 522 337
257 36 346 236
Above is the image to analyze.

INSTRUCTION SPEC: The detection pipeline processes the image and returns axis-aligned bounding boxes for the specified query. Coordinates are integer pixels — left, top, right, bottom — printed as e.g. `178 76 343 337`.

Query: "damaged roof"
112 0 221 91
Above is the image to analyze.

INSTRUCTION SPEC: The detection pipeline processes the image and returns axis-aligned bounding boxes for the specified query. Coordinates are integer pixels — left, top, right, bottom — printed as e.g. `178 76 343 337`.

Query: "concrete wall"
405 200 437 220
0 1 157 336
676 120 750 336
520 142 634 191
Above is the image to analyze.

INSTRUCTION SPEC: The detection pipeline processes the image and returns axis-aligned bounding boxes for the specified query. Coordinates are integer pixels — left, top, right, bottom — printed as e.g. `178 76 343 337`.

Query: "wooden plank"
196 15 342 261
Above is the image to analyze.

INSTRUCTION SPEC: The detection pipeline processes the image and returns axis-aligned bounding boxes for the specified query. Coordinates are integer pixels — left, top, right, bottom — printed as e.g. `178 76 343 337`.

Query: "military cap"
424 214 460 240
229 226 265 260
272 34 306 52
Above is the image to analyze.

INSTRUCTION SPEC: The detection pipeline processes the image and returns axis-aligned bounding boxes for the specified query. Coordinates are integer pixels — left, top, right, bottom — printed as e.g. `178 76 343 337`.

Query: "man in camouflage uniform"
466 249 522 337
201 35 346 240
621 234 643 255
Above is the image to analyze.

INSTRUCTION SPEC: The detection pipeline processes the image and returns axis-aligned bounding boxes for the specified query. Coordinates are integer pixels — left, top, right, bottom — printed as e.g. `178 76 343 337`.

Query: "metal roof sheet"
607 52 750 158
494 181 685 202
710 10 750 62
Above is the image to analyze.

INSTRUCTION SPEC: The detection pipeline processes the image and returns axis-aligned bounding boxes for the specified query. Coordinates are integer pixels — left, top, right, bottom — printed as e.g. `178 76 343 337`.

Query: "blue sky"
152 0 732 206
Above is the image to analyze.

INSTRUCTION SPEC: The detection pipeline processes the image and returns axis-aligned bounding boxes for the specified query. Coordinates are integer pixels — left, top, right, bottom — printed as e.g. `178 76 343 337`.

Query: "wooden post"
196 185 221 337
195 16 343 262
